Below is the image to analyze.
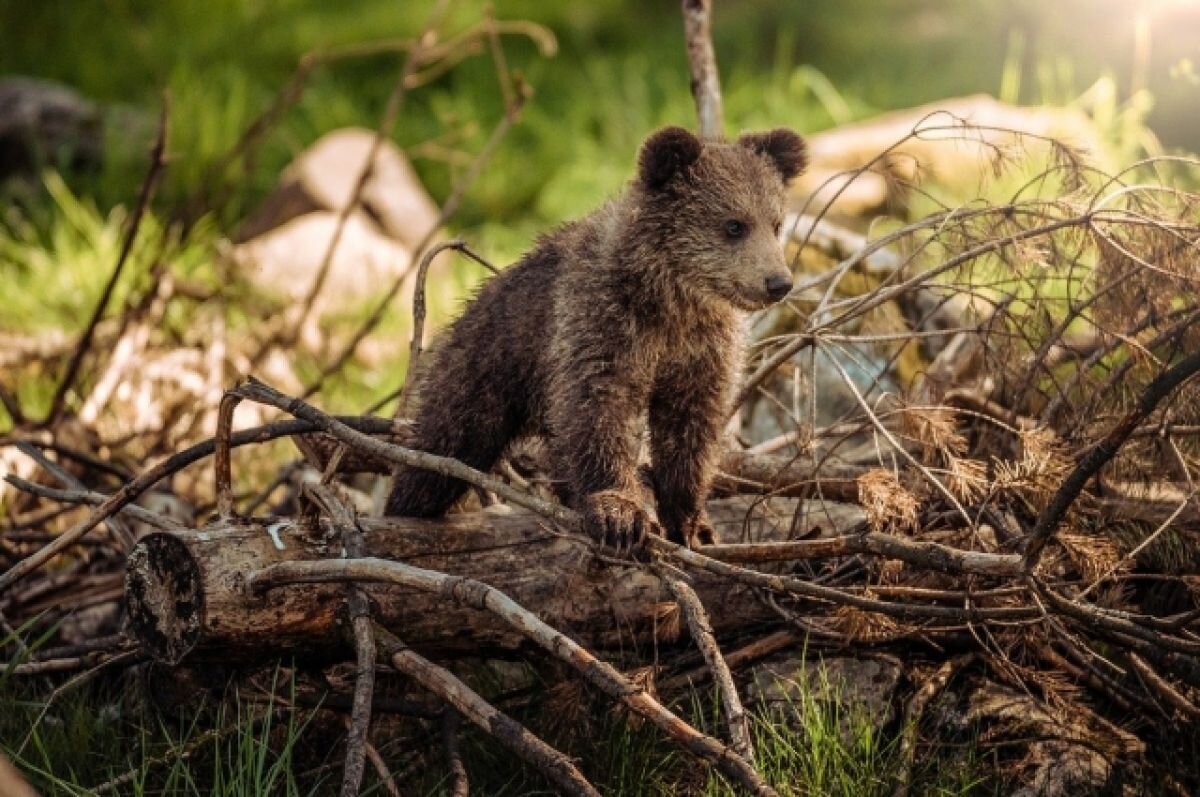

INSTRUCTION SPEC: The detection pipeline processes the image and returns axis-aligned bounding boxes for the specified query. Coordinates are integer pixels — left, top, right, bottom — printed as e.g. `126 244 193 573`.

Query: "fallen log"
125 497 863 664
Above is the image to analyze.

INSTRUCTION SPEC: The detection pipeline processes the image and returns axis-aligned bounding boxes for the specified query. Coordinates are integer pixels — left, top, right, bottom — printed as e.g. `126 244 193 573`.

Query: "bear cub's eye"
724 220 747 240
773 220 783 237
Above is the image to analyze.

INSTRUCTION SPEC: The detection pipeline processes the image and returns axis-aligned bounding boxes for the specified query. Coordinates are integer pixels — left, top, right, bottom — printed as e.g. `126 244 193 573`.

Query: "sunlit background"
1 0 1197 412
3 0 1196 232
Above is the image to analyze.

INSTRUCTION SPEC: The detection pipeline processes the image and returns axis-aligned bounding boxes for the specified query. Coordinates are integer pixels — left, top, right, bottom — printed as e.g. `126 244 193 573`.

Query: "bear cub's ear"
738 128 808 181
638 126 702 191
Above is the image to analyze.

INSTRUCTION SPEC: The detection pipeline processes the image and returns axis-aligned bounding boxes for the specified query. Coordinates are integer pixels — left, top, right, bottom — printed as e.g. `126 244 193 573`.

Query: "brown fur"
385 126 807 549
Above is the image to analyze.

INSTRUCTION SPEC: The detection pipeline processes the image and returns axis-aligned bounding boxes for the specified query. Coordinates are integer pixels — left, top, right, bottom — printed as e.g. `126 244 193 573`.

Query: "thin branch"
1023 349 1200 570
681 0 723 139
0 415 395 591
400 239 498 416
302 78 529 399
252 561 778 796
374 624 599 797
660 568 754 762
442 708 469 797
44 97 169 427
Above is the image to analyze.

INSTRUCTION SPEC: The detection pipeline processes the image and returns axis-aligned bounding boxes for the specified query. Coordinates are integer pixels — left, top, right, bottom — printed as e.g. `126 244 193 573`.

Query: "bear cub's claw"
667 515 720 549
581 490 660 558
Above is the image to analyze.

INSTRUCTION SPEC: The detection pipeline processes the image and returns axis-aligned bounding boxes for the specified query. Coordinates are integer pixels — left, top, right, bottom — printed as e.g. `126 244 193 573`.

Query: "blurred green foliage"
2 0 1195 246
0 0 1193 419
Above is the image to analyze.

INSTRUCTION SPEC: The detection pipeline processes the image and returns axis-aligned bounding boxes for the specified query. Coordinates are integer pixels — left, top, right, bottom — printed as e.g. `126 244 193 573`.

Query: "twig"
400 239 498 415
660 630 798 692
339 715 402 797
701 533 1022 577
43 97 169 427
0 415 394 591
659 568 754 762
233 378 571 522
2 648 133 676
9 441 137 547
274 0 454 355
214 392 241 518
305 484 377 797
374 624 599 797
0 438 131 481
442 708 470 797
1127 653 1200 721
3 476 174 531
0 382 24 427
16 649 143 755
252 561 778 796
301 79 529 399
1023 349 1200 570
92 705 285 795
891 654 971 797
681 0 723 139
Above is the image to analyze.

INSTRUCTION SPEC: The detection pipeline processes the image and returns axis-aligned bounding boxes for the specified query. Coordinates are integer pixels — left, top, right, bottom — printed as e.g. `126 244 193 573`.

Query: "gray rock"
236 127 441 249
749 654 903 741
0 77 103 179
965 681 1144 797
230 209 413 305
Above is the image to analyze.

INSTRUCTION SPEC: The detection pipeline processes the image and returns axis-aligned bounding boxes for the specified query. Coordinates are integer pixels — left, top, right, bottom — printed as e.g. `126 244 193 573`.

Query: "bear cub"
386 125 807 551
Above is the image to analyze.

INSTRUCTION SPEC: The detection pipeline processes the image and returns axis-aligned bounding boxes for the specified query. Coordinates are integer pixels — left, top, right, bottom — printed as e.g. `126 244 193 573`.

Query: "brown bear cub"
386 126 806 551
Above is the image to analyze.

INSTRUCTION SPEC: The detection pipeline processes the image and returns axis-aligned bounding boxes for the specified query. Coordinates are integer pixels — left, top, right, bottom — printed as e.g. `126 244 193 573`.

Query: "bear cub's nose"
765 274 793 301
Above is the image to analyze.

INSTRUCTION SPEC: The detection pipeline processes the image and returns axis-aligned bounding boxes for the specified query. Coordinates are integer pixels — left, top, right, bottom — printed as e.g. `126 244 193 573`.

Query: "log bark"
125 497 861 665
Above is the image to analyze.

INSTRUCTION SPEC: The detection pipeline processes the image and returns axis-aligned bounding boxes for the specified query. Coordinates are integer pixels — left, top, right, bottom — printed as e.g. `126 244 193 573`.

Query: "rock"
230 209 413 304
748 654 903 740
964 681 1145 797
236 127 440 250
740 345 900 444
794 94 1107 219
0 77 103 179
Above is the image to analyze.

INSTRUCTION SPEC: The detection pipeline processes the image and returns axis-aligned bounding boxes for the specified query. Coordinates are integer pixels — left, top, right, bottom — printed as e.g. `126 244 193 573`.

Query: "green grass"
0 625 989 797
1 650 330 796
422 665 992 796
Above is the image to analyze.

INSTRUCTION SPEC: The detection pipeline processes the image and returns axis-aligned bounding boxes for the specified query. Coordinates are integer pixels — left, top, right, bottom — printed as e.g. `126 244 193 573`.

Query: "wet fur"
386 126 806 549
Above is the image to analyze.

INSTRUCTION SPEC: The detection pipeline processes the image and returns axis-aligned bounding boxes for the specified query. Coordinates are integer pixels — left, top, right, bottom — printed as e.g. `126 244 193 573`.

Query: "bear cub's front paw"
580 490 662 557
668 514 719 549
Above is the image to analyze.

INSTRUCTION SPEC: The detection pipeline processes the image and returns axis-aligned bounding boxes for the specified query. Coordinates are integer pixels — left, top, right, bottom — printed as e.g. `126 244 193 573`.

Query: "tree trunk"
125 497 862 664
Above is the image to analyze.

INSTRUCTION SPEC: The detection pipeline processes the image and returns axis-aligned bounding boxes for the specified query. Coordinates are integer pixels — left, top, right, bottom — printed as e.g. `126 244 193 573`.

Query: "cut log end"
126 532 204 665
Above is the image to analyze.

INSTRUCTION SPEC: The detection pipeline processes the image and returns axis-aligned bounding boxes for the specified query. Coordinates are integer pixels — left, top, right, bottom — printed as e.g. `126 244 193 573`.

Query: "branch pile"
4 1 1200 794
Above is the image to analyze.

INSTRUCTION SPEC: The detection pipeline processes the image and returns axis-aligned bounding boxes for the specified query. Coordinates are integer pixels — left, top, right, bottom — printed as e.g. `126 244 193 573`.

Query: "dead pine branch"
1023 349 1200 570
374 624 599 797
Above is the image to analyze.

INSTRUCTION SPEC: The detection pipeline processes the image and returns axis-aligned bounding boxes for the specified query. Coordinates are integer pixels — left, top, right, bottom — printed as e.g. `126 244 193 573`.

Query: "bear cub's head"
635 126 807 311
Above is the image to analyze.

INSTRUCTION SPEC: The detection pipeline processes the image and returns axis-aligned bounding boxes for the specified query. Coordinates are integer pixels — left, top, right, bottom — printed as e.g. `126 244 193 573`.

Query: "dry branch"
252 559 777 796
43 98 169 427
682 0 723 139
374 625 599 797
661 569 754 761
122 498 819 662
1023 349 1200 570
